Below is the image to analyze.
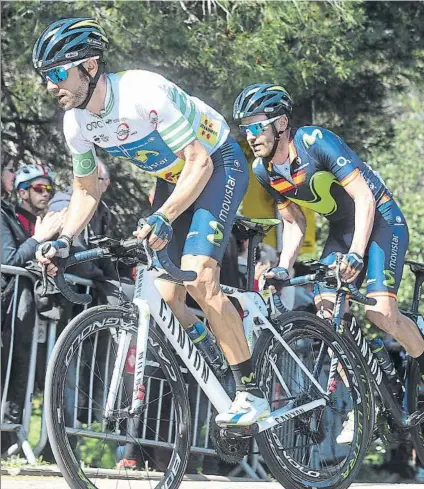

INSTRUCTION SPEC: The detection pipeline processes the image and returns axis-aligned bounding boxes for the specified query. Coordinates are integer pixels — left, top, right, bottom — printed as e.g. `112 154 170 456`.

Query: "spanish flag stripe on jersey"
270 169 307 193
367 291 397 300
340 168 360 187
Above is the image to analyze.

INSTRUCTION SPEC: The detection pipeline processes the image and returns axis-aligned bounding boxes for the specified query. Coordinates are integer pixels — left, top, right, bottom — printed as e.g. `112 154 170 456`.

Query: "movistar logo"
135 150 160 163
288 171 341 216
303 129 323 148
241 372 255 384
207 221 224 247
383 269 396 288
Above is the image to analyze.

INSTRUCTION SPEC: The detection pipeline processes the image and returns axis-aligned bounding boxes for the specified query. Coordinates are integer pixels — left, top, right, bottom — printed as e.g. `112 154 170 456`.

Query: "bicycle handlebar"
49 238 197 305
266 265 377 308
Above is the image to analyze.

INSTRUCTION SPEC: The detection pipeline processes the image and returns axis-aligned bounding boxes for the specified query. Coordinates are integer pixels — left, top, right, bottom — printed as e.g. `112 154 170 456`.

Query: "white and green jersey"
64 70 230 183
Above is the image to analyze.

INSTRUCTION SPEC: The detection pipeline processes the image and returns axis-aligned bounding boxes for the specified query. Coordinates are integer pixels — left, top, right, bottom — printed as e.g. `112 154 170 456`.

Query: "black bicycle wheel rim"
45 306 191 489
407 357 424 464
254 312 370 489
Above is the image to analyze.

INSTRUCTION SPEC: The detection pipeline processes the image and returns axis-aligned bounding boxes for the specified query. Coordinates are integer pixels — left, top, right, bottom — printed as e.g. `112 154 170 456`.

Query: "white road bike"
44 217 370 489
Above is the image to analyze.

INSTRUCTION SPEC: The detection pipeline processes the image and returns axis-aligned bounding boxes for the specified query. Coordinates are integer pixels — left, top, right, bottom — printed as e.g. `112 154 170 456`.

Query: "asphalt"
1 476 424 489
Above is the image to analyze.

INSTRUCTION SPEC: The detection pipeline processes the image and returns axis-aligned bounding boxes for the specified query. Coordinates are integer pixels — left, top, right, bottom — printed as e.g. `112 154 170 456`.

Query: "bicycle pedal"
220 424 258 438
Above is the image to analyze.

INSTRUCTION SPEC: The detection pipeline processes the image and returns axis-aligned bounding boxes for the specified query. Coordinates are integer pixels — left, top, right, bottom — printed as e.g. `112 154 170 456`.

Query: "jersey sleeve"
252 159 290 211
63 111 98 177
302 127 361 187
143 78 197 154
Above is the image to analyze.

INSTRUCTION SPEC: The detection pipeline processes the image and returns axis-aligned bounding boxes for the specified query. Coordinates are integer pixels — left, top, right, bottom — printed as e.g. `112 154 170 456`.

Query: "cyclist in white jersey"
32 17 270 427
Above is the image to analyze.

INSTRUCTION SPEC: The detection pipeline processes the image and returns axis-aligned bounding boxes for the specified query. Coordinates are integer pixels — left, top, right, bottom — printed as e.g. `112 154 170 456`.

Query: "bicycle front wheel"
253 312 370 489
45 305 191 489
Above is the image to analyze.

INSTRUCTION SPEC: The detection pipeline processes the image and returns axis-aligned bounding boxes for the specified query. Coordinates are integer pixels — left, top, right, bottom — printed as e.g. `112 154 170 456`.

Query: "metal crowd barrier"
0 266 261 478
1 265 39 463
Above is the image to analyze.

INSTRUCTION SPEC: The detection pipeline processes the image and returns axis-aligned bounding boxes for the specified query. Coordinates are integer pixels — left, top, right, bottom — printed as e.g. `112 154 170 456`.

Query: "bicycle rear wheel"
407 357 424 464
45 305 191 489
253 312 370 489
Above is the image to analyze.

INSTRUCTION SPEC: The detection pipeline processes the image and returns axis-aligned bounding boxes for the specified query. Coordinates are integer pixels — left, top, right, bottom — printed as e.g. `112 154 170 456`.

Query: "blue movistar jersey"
253 126 392 222
253 125 409 300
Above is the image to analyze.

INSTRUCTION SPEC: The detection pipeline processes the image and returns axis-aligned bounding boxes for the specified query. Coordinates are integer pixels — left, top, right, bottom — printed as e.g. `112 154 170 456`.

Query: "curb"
1 465 262 483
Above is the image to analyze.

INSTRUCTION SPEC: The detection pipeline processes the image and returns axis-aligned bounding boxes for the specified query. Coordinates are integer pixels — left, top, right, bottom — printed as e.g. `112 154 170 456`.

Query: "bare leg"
365 296 424 358
181 254 250 365
154 280 199 327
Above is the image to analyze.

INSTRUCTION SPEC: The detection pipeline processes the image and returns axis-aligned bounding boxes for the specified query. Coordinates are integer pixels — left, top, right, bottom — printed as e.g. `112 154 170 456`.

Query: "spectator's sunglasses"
41 57 98 84
239 115 282 137
30 184 54 194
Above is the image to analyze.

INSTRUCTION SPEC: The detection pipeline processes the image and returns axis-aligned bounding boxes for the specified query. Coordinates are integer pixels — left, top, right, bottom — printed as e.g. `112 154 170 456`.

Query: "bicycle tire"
45 305 191 489
253 311 371 489
407 357 424 464
327 315 376 443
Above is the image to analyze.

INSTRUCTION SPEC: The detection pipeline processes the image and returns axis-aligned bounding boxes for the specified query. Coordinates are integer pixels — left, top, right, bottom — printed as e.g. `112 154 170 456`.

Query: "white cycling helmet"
15 163 54 190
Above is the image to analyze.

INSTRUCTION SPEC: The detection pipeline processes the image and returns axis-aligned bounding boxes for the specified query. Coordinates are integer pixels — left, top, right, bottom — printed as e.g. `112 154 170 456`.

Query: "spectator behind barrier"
2 162 65 269
1 161 64 453
48 159 133 302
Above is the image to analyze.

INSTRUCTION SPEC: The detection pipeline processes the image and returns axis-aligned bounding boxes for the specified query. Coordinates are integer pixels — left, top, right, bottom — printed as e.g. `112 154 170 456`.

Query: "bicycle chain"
208 412 251 464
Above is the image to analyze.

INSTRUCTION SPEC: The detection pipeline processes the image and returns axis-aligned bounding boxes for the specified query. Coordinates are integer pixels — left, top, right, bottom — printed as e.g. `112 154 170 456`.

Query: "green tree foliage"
1 0 424 268
373 86 424 310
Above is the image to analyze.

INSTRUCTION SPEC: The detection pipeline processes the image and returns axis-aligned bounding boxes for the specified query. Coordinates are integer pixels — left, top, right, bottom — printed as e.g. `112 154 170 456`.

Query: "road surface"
2 478 423 489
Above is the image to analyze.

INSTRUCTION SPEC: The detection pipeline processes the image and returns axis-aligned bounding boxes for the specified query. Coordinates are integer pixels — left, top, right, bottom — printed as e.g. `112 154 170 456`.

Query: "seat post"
246 232 265 292
412 272 424 314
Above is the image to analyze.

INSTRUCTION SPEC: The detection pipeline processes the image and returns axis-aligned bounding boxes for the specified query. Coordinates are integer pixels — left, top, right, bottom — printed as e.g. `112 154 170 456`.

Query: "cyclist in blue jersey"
233 84 424 411
32 18 271 427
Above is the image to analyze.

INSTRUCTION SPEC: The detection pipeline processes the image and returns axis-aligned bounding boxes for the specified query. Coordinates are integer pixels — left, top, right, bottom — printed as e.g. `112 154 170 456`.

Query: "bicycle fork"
104 298 150 419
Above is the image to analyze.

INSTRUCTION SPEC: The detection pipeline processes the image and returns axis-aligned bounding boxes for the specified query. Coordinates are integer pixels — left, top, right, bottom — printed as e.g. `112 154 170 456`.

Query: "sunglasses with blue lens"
41 57 96 84
239 115 282 137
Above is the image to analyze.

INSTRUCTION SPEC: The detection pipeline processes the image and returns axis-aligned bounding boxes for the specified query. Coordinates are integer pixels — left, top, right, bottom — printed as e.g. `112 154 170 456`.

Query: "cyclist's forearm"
159 156 213 223
349 195 375 257
61 176 100 240
279 220 306 270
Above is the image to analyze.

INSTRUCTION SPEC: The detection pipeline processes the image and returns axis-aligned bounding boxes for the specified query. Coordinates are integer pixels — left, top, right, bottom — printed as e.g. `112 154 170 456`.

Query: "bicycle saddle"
233 216 280 237
405 260 424 276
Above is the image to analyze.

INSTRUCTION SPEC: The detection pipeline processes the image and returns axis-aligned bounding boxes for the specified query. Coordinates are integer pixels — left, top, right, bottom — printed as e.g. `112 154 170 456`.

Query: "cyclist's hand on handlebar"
36 237 71 275
264 266 290 281
133 213 173 251
339 252 364 283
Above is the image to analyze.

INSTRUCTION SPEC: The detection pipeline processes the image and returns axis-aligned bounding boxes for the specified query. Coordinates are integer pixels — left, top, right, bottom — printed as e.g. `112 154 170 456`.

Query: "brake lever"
143 239 158 271
89 236 119 247
41 263 48 296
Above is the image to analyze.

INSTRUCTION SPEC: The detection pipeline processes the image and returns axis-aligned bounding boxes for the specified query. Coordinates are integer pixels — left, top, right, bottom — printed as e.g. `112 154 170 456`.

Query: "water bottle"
370 337 402 395
186 323 228 377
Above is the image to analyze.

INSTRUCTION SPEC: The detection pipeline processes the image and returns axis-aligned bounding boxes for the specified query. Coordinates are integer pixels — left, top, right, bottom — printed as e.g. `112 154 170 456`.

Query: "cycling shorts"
151 136 249 265
314 198 409 301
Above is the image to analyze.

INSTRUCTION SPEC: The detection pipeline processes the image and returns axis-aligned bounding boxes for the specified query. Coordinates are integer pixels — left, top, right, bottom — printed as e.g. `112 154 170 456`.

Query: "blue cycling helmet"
32 17 109 71
233 84 292 121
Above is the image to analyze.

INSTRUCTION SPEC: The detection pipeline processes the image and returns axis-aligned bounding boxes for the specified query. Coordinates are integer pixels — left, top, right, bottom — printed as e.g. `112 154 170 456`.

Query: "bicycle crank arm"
256 398 327 433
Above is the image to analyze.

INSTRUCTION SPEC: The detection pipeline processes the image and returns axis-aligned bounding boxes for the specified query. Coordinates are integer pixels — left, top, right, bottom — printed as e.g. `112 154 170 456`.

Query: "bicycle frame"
327 289 424 428
104 262 328 434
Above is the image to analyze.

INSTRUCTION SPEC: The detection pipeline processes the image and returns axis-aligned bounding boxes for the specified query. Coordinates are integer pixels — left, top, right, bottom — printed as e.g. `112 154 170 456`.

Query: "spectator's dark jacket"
48 187 116 279
1 199 38 268
1 199 39 328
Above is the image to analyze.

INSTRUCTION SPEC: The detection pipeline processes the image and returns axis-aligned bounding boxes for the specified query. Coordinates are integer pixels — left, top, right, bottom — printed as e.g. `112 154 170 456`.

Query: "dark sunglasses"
30 184 54 194
239 115 282 137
